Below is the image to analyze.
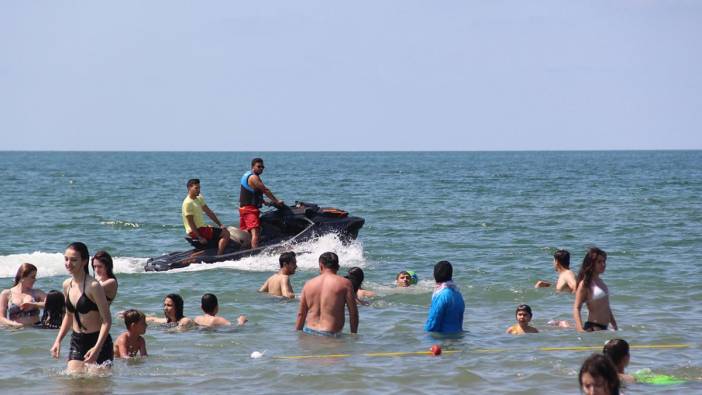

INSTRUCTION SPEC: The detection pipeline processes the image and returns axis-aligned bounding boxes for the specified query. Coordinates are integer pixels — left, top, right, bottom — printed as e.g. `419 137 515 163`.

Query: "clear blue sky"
2 1 700 150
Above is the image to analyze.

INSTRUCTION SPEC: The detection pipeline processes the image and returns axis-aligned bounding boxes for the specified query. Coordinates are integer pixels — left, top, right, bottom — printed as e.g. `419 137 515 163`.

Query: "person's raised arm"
295 288 308 331
82 280 111 364
573 282 587 332
345 283 359 334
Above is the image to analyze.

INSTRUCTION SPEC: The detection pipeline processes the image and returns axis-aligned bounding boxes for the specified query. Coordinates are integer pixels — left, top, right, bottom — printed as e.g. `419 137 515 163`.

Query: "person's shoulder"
116 331 129 342
180 317 194 326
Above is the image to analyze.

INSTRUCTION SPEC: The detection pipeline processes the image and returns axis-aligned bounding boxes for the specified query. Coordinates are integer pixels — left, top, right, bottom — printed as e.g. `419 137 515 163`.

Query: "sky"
1 1 700 151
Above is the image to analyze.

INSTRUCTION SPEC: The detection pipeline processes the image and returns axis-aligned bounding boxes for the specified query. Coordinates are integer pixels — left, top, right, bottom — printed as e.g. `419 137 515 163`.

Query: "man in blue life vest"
239 158 283 249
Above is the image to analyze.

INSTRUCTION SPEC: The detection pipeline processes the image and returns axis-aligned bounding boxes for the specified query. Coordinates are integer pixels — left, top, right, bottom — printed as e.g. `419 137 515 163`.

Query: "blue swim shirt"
424 285 465 334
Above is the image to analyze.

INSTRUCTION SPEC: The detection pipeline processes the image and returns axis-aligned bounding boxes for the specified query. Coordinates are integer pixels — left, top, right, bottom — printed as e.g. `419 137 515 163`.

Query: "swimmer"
506 304 539 334
602 339 635 384
51 242 113 373
573 247 618 332
535 249 576 293
346 267 375 305
114 309 148 358
1 263 46 328
194 293 247 327
396 271 412 287
91 250 118 304
258 252 297 299
579 353 621 395
36 290 66 329
145 294 194 329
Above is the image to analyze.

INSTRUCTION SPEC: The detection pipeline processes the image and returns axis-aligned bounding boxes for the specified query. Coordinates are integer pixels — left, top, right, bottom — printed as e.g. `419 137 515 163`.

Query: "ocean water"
1 151 701 394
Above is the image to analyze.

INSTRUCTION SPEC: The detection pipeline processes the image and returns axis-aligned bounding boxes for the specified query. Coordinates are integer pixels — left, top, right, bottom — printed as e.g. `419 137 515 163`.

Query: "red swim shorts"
188 226 222 241
239 206 261 231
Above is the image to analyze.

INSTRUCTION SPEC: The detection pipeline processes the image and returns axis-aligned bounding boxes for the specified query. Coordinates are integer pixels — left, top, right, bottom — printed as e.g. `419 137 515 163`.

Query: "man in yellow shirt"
182 179 230 255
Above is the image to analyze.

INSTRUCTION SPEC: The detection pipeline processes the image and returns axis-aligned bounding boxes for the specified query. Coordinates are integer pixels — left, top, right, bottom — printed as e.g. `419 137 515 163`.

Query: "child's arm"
139 336 148 357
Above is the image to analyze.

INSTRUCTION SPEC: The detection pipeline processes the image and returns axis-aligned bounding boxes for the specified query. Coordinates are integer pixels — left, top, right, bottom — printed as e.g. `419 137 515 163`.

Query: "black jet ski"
144 201 364 272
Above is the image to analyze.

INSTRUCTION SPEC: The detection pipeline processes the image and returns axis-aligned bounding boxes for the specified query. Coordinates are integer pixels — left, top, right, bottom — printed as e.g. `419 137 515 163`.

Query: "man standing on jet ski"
239 158 284 249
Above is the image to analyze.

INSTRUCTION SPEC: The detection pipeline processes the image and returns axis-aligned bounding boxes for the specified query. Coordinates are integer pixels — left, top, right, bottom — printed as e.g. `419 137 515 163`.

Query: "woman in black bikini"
51 242 113 373
92 250 118 304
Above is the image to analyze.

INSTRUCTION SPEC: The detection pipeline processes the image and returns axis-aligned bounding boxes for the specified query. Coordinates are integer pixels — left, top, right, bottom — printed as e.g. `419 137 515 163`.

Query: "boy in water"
259 252 297 298
603 338 635 384
535 249 576 293
114 309 148 358
194 293 247 327
396 271 415 287
506 304 539 334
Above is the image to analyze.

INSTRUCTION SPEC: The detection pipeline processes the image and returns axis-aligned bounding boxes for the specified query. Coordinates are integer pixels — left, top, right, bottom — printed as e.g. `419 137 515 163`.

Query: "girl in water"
573 247 618 332
92 250 118 304
51 242 113 372
36 290 66 329
145 294 194 328
579 353 621 395
346 267 375 305
0 263 46 328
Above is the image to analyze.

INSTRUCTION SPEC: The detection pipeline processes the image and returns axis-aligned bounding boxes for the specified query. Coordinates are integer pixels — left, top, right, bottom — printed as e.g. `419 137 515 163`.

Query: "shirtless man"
259 252 297 298
295 252 358 336
535 249 576 293
194 293 247 327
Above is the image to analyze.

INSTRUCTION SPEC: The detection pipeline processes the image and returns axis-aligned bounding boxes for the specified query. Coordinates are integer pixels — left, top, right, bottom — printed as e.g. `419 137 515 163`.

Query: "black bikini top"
66 275 99 330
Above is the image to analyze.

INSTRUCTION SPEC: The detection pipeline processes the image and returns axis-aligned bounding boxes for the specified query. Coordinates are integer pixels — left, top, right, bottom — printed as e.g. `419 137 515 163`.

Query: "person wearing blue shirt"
424 261 464 334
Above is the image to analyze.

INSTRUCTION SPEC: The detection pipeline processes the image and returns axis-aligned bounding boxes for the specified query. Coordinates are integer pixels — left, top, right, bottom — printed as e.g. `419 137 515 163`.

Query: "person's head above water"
65 242 90 275
201 293 219 315
603 339 630 373
319 252 339 272
92 250 116 280
554 249 571 270
579 353 620 395
14 262 37 287
396 271 412 287
279 251 297 275
433 261 453 284
515 304 533 321
164 294 185 323
123 309 146 330
346 267 365 292
40 289 66 328
577 247 608 288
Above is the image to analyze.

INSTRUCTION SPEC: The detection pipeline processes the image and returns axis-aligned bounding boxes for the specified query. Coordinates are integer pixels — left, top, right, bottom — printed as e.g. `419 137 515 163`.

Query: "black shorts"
583 321 608 331
68 331 114 364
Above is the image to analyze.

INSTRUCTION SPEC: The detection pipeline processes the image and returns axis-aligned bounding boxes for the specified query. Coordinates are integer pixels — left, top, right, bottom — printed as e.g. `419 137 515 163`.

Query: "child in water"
396 271 418 287
602 339 635 384
535 249 576 293
506 304 539 334
194 293 247 327
114 309 148 358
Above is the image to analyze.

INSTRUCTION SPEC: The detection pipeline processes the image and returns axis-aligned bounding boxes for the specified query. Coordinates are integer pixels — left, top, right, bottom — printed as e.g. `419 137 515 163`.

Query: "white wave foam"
169 233 366 274
0 252 147 279
0 234 365 278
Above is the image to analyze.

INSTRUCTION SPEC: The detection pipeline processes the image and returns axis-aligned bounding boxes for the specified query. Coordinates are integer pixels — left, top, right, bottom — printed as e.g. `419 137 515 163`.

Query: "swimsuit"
591 283 607 301
303 326 342 338
65 276 99 331
68 331 114 364
583 321 608 331
6 290 40 321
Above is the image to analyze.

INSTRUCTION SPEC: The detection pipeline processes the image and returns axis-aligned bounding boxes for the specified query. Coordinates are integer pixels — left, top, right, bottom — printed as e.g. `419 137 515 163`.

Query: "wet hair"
433 261 453 283
39 290 65 329
14 262 37 286
279 251 296 268
396 271 410 280
554 249 571 269
319 252 339 270
92 250 117 280
251 158 264 167
345 267 365 293
123 309 146 329
579 353 620 395
165 294 185 322
187 178 200 189
603 339 629 371
67 242 90 274
516 304 533 318
201 293 218 315
576 247 607 289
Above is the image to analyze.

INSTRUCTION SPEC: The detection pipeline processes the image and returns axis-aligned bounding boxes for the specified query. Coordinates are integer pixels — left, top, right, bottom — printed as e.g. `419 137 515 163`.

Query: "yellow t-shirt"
182 195 207 233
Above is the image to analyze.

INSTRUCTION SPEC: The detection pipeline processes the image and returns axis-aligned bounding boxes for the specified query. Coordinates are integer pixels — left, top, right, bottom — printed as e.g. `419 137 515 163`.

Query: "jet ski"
144 201 364 272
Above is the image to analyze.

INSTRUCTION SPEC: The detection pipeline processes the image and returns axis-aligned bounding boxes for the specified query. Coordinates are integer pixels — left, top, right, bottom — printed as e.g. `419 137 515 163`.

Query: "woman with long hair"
50 242 113 372
145 294 194 328
573 247 618 332
92 250 118 304
0 263 46 328
36 290 66 329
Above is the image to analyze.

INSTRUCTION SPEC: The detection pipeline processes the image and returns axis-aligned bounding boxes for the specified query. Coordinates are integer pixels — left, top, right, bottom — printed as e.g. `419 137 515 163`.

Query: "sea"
0 151 701 394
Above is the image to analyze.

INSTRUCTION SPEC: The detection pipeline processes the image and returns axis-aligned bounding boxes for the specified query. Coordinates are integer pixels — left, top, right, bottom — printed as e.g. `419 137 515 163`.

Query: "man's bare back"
259 273 294 298
295 253 358 335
